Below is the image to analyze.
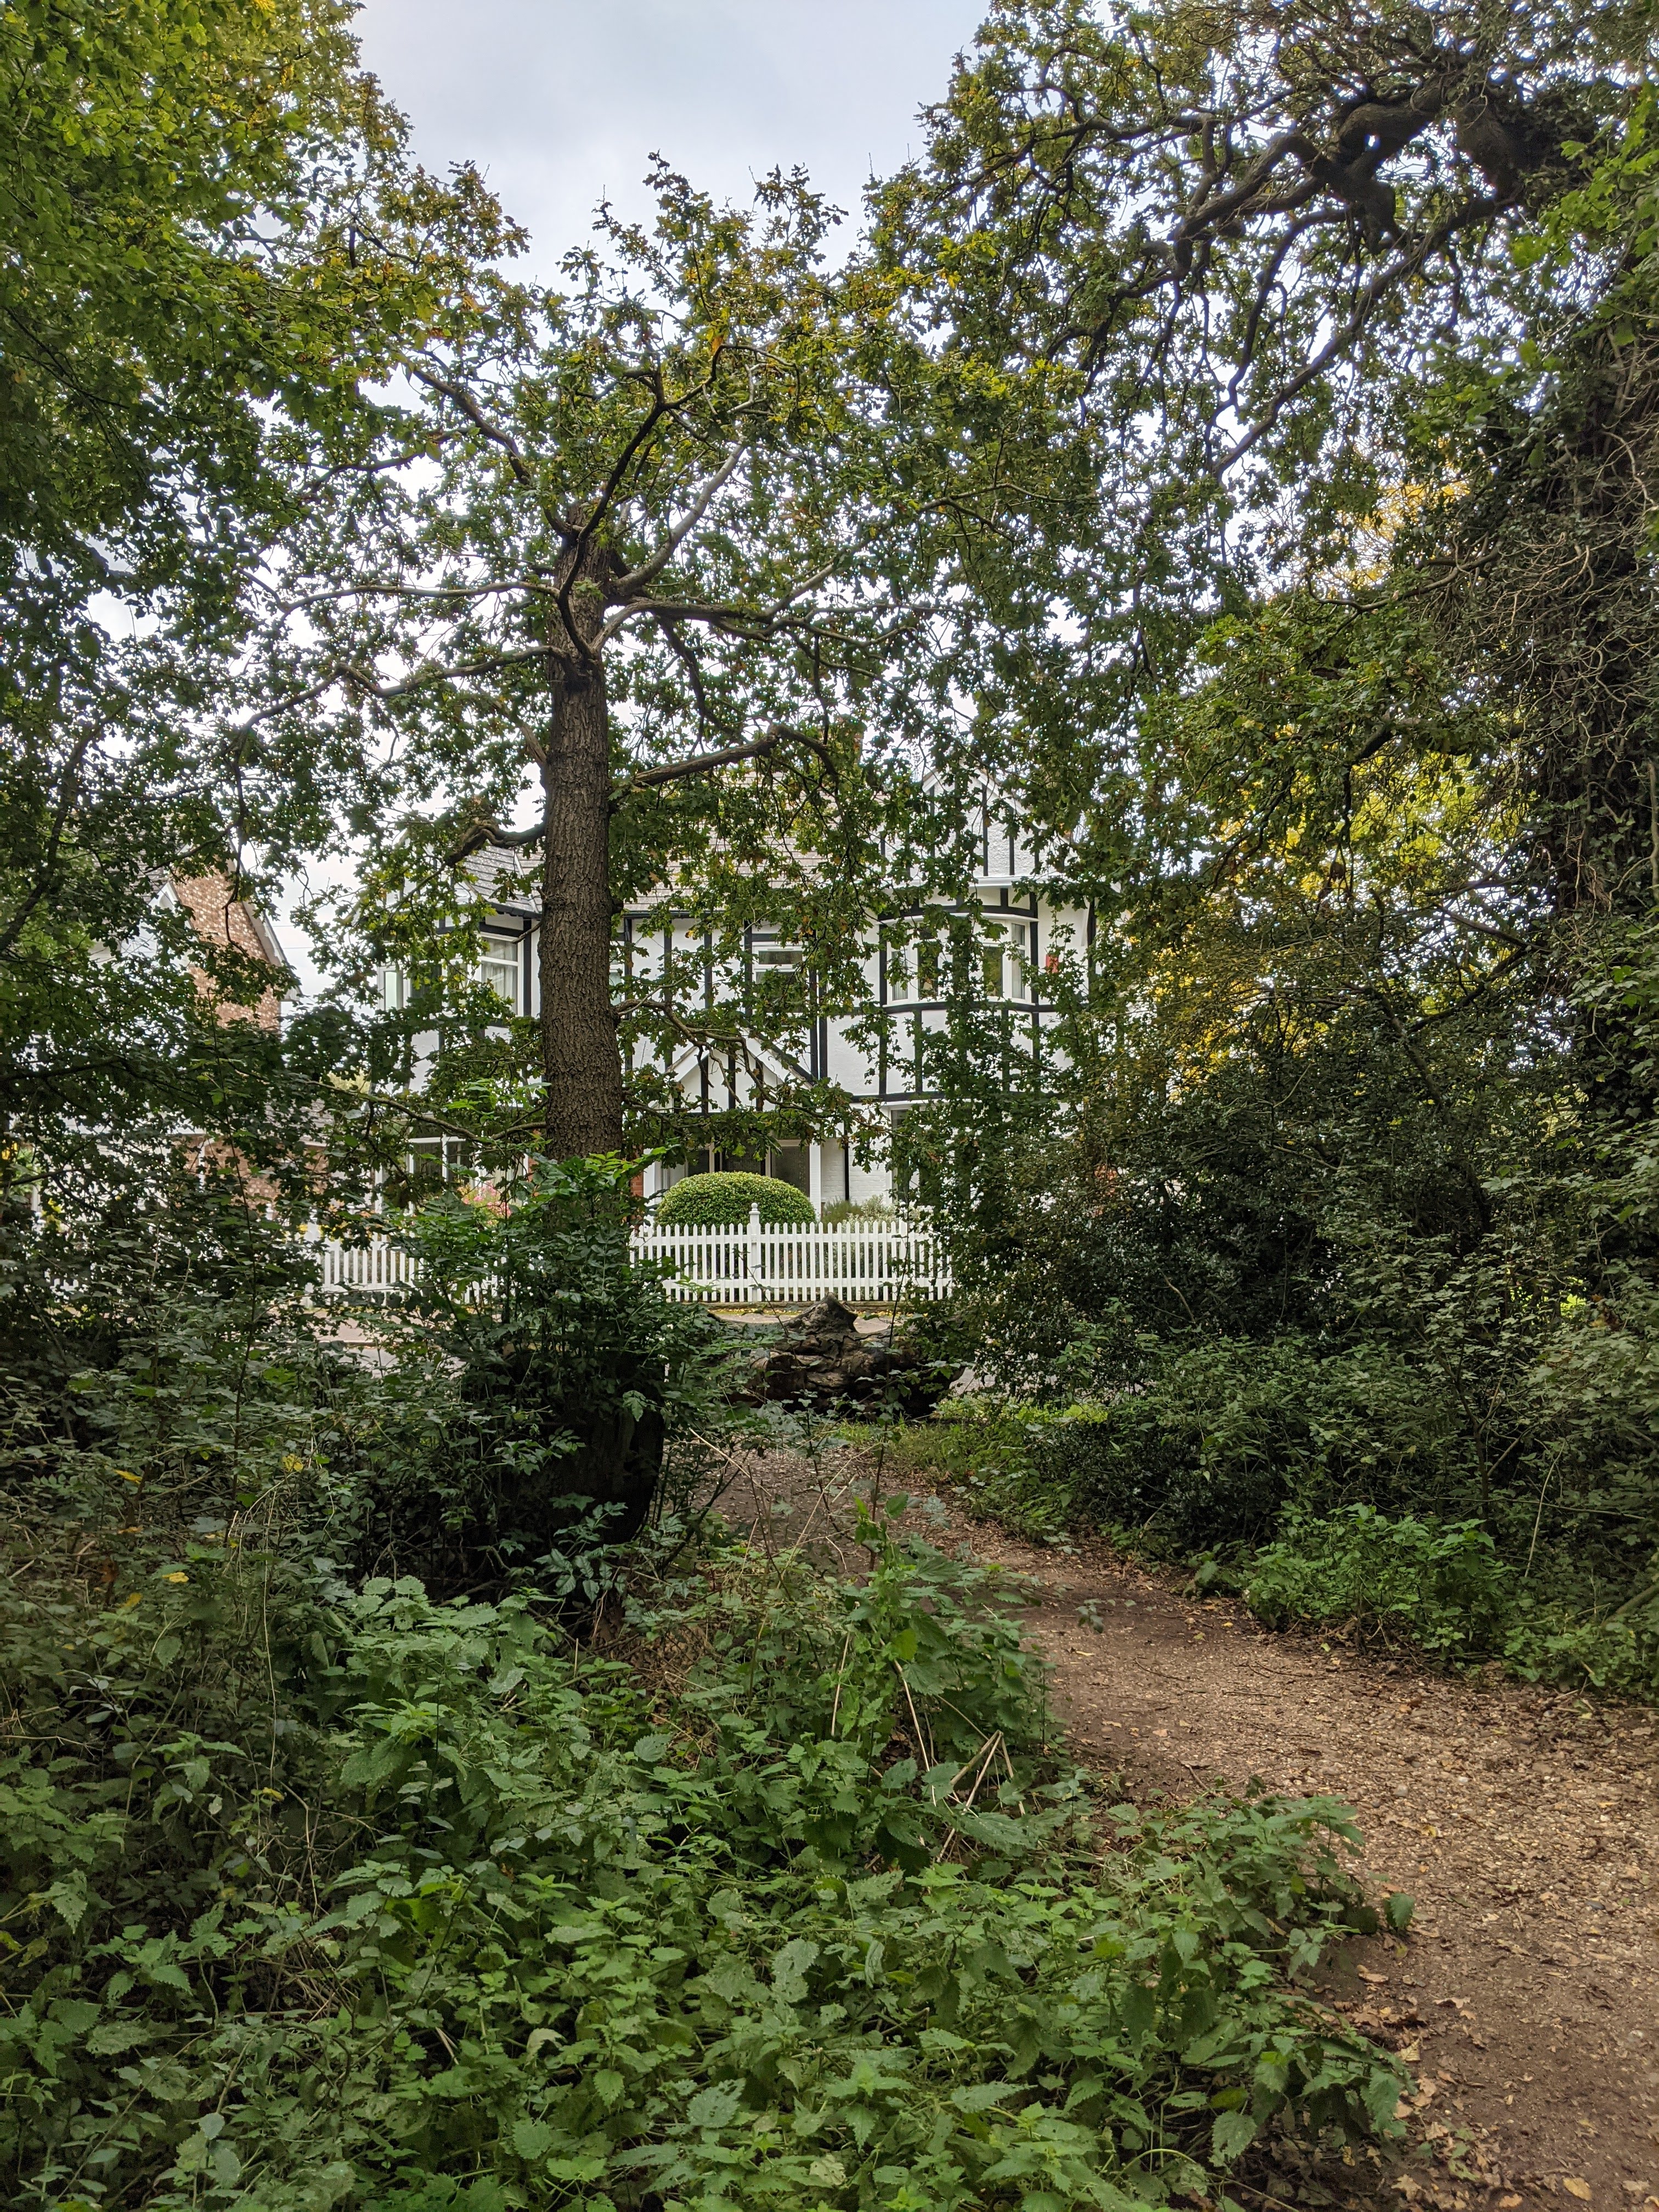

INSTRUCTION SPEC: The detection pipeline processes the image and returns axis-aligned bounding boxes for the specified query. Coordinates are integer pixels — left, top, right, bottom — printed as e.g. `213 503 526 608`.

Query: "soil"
713 1442 1659 2210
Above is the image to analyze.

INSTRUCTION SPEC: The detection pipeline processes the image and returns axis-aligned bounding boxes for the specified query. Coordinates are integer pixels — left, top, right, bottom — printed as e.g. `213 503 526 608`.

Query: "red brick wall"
173 873 283 1031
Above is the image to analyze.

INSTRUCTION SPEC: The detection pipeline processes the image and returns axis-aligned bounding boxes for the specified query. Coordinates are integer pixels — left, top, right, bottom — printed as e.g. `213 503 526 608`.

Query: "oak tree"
250 166 978 1162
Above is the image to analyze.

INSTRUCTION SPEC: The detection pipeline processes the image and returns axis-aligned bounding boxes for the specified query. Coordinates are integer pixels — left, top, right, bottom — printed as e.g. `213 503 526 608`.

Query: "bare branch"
610 442 748 599
274 575 554 617
616 732 783 797
230 644 551 740
409 364 538 493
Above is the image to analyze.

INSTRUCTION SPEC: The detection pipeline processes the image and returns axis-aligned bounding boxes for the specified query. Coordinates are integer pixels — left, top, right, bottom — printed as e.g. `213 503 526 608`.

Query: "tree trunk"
539 639 625 1159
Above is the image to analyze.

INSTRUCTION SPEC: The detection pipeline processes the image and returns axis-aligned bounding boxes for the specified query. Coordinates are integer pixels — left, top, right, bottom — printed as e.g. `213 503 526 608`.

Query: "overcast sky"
352 1 986 276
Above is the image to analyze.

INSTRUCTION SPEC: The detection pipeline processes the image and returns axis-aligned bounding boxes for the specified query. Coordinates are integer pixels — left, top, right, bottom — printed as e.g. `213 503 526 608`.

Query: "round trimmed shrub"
656 1171 815 1228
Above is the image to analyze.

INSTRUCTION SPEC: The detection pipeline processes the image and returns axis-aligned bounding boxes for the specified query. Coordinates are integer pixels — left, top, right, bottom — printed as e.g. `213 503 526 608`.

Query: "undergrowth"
884 1401 1659 1703
1 1496 1406 2211
1246 1505 1659 1697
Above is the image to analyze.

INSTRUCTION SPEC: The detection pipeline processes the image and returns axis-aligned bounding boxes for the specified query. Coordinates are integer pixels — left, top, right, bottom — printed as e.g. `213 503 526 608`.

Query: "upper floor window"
884 932 946 1003
981 918 1031 1001
751 931 800 975
479 935 520 1012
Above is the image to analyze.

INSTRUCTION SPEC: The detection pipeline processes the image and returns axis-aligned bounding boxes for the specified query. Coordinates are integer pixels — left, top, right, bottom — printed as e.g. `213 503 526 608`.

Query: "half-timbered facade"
387 816 1088 1210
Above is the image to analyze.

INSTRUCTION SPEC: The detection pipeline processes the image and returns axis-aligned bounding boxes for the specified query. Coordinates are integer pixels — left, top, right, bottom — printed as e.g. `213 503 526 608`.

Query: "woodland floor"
712 1441 1659 2211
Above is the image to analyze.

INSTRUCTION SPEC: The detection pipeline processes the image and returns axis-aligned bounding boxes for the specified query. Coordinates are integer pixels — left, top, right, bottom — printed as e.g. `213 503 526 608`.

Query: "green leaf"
1212 2109 1259 2161
687 2084 743 2129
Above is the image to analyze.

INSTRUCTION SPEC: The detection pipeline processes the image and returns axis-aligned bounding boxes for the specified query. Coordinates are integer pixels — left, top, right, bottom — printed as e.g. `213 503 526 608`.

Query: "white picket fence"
631 1209 949 1305
307 1233 422 1300
306 1206 948 1308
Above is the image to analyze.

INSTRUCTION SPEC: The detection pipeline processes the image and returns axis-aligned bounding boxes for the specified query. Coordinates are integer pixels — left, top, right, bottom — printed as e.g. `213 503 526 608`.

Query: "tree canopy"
0 0 501 1227
240 163 1002 1162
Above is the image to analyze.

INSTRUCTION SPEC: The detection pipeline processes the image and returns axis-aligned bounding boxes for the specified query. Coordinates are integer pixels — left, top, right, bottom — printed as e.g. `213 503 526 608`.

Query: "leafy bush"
887 1341 1459 1554
656 1170 816 1226
1246 1505 1659 1699
0 1499 1406 2208
1246 1506 1516 1660
1038 1341 1468 1550
385 1156 729 1578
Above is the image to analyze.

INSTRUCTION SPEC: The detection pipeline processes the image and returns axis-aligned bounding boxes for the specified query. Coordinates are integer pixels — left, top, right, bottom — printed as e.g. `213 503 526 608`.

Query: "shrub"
0 1504 1406 2208
656 1170 816 1227
1246 1505 1659 1696
895 1338 1476 1555
1246 1505 1516 1660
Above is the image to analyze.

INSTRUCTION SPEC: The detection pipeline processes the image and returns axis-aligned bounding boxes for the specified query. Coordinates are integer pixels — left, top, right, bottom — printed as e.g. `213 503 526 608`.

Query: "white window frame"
478 933 521 1012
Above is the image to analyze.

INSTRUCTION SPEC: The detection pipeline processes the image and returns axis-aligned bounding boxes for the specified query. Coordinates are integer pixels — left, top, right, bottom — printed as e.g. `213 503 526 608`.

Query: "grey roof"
466 843 541 918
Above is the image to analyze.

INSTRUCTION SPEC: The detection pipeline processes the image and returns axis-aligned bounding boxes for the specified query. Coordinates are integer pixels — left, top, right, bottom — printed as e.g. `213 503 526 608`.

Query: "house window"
917 937 942 1000
768 1141 810 1196
406 1133 469 1190
479 935 520 1011
981 919 1031 1000
751 931 800 974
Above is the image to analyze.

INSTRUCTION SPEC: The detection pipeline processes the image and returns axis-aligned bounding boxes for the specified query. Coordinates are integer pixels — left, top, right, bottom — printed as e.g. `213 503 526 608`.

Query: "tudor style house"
386 815 1089 1214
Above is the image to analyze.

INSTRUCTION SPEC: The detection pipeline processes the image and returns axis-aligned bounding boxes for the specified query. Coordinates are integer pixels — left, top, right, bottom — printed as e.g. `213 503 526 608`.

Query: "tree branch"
0 725 97 959
614 731 782 799
230 644 552 740
610 442 748 599
409 364 539 495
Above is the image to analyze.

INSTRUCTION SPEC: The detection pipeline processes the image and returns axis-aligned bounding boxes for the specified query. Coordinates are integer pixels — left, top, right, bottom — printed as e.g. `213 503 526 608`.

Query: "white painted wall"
392 816 1090 1213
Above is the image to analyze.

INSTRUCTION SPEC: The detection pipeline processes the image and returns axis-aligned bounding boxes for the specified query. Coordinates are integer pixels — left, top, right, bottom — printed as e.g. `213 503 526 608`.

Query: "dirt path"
721 1448 1659 2207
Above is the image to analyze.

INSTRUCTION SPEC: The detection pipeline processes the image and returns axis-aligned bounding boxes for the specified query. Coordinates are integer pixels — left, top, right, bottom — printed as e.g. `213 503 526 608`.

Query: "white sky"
353 0 986 280
280 0 986 996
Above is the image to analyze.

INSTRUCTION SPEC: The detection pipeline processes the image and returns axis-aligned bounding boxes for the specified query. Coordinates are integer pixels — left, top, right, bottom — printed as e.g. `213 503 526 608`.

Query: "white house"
386 813 1090 1213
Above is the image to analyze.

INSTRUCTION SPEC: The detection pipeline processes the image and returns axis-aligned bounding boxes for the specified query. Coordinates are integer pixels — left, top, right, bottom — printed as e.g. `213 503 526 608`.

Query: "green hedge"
656 1170 815 1227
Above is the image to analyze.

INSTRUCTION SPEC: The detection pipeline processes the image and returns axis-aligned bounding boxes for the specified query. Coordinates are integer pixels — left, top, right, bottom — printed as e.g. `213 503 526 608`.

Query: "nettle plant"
0 1491 1407 2211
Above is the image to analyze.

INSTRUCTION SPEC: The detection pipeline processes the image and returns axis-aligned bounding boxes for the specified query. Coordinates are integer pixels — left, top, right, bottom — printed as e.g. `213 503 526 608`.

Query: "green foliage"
656 1172 818 1228
374 1156 730 1579
820 1197 897 1226
1247 1508 1518 1661
1246 1506 1659 1700
887 1335 1471 1554
881 1402 1084 1548
0 1485 1404 2210
889 1311 1659 1695
256 156 994 1165
0 0 503 1275
860 1 1659 1709
0 0 403 591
